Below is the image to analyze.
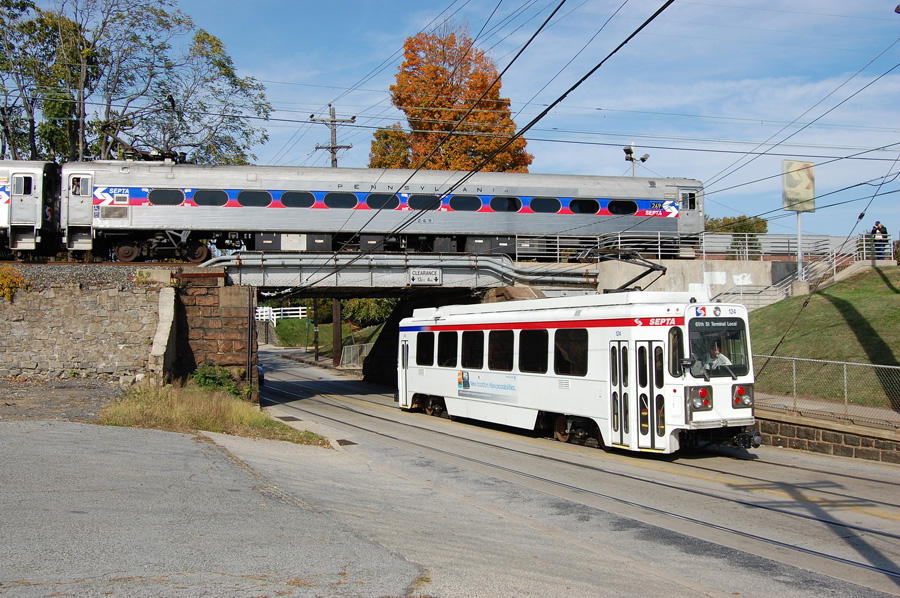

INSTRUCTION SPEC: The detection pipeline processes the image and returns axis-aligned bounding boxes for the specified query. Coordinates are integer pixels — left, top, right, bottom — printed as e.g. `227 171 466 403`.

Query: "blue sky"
173 1 900 238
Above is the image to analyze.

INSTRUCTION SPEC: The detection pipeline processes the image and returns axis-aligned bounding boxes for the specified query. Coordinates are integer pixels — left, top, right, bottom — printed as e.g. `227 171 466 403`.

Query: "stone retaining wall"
754 409 900 464
0 282 161 383
0 265 258 399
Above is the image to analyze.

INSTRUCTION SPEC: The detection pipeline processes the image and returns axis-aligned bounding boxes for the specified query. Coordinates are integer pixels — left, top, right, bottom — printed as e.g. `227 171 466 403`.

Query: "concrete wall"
531 258 787 297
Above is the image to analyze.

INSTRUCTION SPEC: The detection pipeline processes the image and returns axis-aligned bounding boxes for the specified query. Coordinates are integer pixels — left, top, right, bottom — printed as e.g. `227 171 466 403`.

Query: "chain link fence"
753 355 900 428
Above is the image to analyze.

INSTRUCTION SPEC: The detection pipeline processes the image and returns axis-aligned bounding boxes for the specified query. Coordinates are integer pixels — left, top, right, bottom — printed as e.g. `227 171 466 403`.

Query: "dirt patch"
0 379 124 423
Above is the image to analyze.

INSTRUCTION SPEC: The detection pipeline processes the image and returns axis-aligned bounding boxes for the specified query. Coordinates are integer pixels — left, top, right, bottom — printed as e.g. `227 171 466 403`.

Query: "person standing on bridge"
872 221 889 260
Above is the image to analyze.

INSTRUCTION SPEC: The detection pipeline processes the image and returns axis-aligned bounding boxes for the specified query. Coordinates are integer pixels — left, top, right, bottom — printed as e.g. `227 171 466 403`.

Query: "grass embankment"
274 319 386 358
749 266 900 364
99 376 330 448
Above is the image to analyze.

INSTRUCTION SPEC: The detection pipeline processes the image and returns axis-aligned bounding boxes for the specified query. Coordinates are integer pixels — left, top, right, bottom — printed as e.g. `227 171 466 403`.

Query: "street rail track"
260 370 900 582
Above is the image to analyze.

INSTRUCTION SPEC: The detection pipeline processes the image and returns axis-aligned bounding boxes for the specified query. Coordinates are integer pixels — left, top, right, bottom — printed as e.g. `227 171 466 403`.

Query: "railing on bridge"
753 354 900 429
255 306 308 327
511 231 893 263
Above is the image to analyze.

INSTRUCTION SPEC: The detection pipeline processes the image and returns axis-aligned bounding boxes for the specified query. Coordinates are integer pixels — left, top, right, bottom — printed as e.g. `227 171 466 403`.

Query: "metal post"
792 359 797 411
797 211 804 281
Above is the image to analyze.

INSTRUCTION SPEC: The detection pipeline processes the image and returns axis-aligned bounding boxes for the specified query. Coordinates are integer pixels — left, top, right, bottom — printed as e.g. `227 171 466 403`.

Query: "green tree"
706 215 768 260
369 124 411 169
371 23 532 172
0 0 270 163
705 215 768 234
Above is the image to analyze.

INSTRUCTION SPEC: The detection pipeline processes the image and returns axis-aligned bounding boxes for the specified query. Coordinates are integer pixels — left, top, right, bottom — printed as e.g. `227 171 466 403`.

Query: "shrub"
190 363 241 397
0 265 29 302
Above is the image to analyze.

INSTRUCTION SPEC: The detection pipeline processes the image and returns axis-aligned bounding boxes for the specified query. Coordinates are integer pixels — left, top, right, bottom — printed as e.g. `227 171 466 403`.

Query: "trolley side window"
554 329 588 377
668 327 684 377
654 346 665 388
461 331 484 369
488 330 514 372
519 329 548 374
415 332 434 366
437 331 458 368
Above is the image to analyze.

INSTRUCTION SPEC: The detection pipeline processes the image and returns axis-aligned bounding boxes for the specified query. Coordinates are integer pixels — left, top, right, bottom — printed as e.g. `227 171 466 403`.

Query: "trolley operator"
705 343 732 371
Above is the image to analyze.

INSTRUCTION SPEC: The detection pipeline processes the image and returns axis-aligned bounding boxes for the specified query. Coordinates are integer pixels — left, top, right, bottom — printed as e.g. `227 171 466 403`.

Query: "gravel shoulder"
0 378 122 422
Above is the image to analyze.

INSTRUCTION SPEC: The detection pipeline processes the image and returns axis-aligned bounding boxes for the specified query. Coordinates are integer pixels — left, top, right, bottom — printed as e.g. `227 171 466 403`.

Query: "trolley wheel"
424 397 443 416
554 415 571 443
115 243 139 262
184 241 210 263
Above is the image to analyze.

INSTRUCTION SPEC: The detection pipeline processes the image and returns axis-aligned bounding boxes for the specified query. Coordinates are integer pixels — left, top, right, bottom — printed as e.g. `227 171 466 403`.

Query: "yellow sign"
783 160 815 213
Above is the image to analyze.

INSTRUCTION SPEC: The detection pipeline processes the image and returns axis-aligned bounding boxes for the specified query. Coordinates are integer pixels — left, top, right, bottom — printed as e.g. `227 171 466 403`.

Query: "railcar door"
609 341 633 449
10 172 38 226
65 173 93 226
636 341 666 451
398 339 411 408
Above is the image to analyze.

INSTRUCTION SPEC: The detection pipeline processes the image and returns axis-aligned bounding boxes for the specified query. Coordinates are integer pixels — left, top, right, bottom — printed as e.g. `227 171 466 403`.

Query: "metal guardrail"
753 355 900 429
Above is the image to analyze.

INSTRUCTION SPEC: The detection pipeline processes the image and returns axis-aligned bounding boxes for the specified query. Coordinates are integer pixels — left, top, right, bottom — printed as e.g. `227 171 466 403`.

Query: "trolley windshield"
687 317 750 379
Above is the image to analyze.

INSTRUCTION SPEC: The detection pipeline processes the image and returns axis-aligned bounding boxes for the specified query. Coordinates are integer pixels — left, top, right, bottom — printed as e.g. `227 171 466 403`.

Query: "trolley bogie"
397 292 761 455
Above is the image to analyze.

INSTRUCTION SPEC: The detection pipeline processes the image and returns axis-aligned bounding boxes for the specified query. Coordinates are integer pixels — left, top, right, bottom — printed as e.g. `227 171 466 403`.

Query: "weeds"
99 382 330 447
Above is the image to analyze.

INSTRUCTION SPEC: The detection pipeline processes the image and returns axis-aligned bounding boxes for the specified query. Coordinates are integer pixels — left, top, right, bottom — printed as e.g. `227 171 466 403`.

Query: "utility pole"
310 104 356 366
310 104 355 167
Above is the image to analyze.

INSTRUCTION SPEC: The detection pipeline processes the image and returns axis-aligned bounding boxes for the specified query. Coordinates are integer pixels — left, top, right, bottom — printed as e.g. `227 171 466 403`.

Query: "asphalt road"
2 351 899 597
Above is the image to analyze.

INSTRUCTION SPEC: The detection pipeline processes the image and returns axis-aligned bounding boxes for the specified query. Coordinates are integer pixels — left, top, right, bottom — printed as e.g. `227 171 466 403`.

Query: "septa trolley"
397 292 761 454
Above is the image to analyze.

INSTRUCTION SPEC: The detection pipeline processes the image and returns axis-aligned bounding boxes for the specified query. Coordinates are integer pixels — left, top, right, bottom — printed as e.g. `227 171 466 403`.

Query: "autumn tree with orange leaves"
369 25 532 172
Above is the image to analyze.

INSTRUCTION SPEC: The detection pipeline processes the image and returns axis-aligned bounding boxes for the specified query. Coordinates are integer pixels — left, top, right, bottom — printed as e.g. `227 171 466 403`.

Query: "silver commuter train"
0 159 704 262
397 292 762 454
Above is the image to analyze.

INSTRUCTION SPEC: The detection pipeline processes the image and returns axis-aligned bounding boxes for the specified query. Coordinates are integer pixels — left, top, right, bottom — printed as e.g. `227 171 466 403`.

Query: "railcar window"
324 192 357 209
668 327 684 377
488 330 514 372
149 188 184 206
529 197 561 214
490 196 522 213
12 175 33 196
554 329 588 377
193 190 228 206
237 190 272 207
461 331 484 369
519 329 548 374
437 331 458 368
654 347 665 388
569 199 600 215
449 195 482 212
608 200 638 215
681 191 697 210
416 332 435 366
281 191 315 208
366 193 400 210
70 176 91 197
408 194 441 211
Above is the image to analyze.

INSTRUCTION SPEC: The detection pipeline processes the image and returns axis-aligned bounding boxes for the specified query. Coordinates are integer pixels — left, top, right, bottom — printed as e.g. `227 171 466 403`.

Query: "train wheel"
554 415 571 443
184 241 210 263
115 243 139 262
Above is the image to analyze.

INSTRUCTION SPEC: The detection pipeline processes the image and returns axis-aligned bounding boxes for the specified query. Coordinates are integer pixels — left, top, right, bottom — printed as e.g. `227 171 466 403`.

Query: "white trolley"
397 292 761 454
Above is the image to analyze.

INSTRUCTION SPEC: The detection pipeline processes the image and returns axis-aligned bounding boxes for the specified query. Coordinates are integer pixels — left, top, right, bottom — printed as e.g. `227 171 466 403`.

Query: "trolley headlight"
687 386 713 413
732 384 754 409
